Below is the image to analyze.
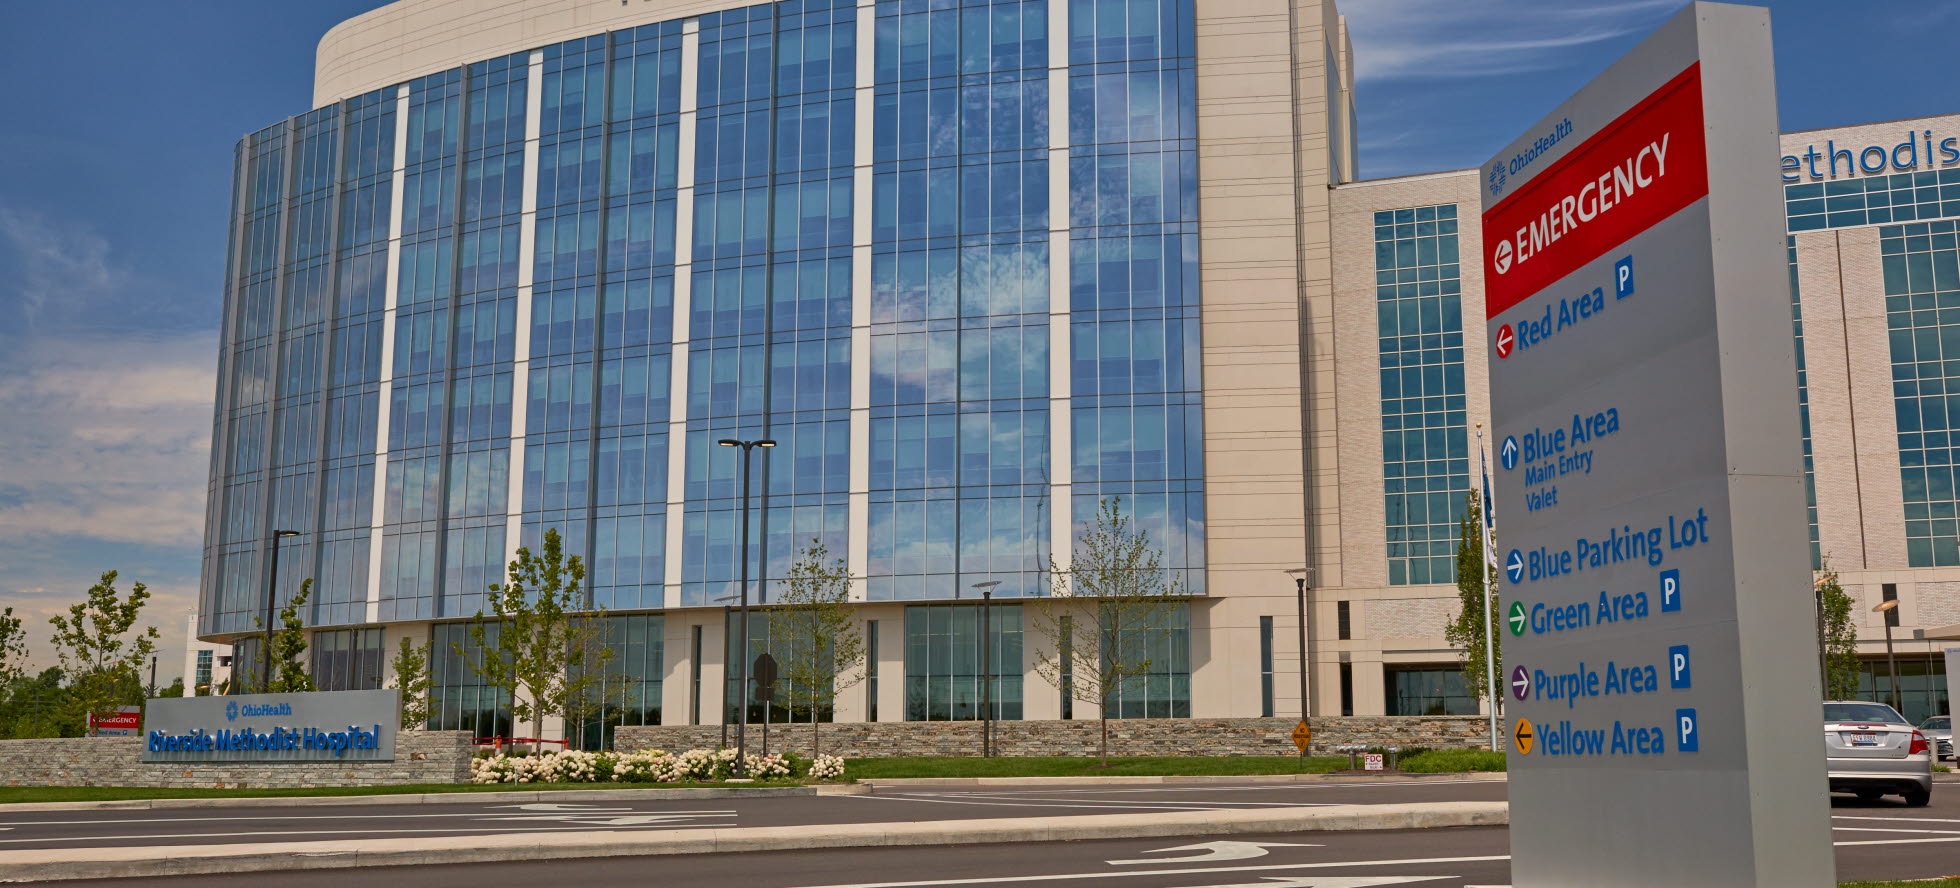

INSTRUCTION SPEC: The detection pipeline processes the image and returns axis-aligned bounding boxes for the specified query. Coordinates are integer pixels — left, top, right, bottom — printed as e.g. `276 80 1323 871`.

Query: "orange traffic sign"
1513 717 1535 755
1291 720 1313 753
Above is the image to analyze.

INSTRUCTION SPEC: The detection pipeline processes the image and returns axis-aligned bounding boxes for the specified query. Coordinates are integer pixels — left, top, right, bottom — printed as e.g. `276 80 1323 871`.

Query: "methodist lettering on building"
140 689 398 763
1781 131 1960 181
1483 5 1832 886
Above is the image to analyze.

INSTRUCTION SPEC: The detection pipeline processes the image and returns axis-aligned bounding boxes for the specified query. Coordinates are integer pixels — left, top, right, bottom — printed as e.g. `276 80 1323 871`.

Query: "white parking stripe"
786 854 1514 888
837 795 1334 812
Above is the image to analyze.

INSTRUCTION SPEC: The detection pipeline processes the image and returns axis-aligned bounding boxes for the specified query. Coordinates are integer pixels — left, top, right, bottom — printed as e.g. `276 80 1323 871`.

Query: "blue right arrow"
1506 549 1525 583
1501 436 1518 470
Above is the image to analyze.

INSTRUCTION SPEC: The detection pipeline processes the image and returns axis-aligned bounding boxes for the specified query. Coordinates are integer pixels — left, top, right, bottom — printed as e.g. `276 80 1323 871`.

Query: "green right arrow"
1507 600 1529 636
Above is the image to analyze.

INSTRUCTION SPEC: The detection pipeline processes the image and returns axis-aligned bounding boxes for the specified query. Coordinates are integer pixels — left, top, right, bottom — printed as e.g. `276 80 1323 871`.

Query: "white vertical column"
663 20 702 610
847 0 877 602
366 83 412 623
1047 0 1073 576
505 51 545 571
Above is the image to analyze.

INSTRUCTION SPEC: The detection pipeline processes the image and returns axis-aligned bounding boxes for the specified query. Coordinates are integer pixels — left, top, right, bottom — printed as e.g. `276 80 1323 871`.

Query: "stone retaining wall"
616 717 1505 758
0 731 473 788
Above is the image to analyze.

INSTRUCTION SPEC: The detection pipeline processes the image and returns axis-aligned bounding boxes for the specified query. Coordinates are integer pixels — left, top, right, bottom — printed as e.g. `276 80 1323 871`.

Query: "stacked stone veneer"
616 717 1504 758
0 731 472 788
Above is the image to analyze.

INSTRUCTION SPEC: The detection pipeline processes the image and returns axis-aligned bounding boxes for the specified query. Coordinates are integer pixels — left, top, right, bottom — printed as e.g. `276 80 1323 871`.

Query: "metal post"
1484 574 1499 750
259 530 299 693
972 580 1000 757
720 439 774 776
1295 574 1309 756
1884 620 1901 712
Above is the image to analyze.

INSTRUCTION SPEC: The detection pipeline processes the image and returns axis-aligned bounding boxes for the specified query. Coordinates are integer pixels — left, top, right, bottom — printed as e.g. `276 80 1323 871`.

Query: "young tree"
259 580 315 693
1031 497 1187 765
389 635 433 730
157 678 186 698
558 611 622 750
0 606 26 691
1444 489 1501 708
465 528 613 744
48 571 160 728
1816 560 1860 700
772 540 867 756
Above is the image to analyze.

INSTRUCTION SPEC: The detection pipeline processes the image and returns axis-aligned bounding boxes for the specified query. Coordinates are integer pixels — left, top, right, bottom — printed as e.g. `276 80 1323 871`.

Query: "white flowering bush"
470 746 849 784
808 753 846 780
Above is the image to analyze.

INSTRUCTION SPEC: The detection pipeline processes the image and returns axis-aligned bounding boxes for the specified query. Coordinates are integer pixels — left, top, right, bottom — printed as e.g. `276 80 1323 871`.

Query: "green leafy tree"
1444 489 1501 708
258 579 315 693
1031 497 1187 765
0 606 26 691
157 678 185 698
465 528 613 744
773 540 867 756
0 667 74 739
389 636 433 731
48 571 159 729
1816 560 1860 699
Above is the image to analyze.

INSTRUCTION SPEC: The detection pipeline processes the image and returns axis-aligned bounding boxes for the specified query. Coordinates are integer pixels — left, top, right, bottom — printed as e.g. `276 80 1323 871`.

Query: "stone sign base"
0 731 472 788
616 716 1504 758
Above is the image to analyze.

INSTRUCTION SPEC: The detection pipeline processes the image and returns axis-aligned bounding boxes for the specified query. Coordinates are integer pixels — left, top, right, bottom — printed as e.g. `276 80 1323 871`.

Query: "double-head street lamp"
1873 599 1902 712
718 438 774 775
259 529 301 693
970 580 1001 757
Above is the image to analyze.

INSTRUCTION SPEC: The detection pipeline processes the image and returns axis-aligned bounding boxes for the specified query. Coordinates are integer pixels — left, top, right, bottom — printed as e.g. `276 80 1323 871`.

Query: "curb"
0 801 1509 882
0 783 868 813
861 771 1510 787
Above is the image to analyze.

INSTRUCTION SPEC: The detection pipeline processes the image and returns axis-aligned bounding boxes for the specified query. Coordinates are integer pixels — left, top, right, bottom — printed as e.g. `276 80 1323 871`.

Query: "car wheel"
1855 789 1885 801
1903 787 1932 808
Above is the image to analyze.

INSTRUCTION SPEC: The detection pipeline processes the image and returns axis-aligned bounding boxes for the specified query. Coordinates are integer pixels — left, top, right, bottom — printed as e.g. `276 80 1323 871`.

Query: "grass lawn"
844 755 1350 779
0 780 809 805
1397 749 1507 773
1841 881 1960 887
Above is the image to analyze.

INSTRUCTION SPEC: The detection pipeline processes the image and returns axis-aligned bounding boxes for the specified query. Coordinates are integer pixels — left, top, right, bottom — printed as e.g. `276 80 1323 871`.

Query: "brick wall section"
617 717 1504 758
0 731 472 788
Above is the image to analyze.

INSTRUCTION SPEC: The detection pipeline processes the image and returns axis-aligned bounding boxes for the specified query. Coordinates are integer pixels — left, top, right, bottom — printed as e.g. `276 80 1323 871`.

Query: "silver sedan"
1825 701 1932 807
1920 715 1953 762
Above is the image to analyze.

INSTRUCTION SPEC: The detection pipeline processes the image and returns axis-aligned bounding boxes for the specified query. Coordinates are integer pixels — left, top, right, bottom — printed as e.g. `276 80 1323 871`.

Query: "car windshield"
1923 717 1951 730
1825 703 1906 724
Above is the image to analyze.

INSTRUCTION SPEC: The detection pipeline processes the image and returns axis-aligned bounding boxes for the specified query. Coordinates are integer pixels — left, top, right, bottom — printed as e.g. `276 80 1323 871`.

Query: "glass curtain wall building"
203 0 1315 734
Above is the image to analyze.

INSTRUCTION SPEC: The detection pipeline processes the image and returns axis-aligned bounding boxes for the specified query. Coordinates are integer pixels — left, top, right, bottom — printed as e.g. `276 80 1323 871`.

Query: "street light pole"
972 580 1001 757
1285 568 1312 758
1874 599 1902 711
719 439 775 776
259 530 300 693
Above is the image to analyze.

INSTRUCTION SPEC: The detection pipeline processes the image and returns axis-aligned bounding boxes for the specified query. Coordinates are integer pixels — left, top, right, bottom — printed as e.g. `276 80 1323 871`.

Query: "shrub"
467 746 850 785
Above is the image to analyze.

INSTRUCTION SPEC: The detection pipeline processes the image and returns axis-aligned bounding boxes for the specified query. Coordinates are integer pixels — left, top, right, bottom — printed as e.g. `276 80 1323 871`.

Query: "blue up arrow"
1500 436 1518 471
1506 549 1525 584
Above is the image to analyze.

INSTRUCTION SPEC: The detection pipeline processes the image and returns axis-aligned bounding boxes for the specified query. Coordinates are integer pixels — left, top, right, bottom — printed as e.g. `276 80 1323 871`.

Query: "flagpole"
1478 426 1500 753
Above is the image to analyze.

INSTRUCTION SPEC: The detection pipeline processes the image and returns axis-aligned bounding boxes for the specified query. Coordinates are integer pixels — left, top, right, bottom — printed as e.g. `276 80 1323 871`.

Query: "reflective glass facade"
1788 236 1820 568
1785 168 1960 233
1371 205 1468 585
1881 220 1960 566
202 0 1208 643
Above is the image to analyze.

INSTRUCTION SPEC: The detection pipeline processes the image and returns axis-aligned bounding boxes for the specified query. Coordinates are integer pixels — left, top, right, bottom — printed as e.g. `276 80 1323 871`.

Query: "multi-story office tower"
202 0 1955 734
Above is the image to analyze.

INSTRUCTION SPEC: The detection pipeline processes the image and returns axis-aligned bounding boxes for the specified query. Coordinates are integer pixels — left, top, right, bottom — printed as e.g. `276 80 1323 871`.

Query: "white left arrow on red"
1107 841 1320 865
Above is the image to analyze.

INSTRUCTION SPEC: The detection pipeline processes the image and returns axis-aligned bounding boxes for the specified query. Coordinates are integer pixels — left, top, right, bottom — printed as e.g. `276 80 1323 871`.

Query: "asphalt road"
48 794 1960 888
0 780 1507 850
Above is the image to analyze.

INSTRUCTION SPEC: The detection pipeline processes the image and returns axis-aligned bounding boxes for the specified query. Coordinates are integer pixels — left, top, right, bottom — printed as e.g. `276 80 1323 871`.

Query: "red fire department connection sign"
1483 64 1710 319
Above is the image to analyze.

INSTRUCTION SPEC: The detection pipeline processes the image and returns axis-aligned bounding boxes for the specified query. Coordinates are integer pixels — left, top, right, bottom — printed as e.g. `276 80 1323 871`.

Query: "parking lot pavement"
0 780 1508 851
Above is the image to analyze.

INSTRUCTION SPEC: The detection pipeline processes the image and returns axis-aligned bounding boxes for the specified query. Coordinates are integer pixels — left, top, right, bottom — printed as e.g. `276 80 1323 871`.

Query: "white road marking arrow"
1108 841 1320 865
490 803 636 813
490 813 734 827
1161 878 1449 888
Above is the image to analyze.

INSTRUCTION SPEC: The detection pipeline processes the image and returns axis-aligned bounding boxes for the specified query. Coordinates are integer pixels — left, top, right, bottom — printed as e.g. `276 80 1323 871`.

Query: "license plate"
1849 732 1879 746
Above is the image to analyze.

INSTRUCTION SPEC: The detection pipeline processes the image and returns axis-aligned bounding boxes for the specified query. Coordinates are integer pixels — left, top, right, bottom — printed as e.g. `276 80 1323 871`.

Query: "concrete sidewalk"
0 801 1509 882
860 771 1509 787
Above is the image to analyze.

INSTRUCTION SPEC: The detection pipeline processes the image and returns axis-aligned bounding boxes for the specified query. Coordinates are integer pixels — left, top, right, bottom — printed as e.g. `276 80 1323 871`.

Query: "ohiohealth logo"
226 701 293 721
224 701 238 721
1488 162 1508 196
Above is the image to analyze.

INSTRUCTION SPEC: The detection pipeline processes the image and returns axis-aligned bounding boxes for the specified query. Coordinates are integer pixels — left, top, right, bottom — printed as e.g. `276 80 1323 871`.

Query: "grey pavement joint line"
0 801 1509 883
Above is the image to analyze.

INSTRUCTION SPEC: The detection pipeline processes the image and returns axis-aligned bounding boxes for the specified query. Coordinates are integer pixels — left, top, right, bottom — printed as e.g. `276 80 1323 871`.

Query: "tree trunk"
812 705 821 758
1099 713 1109 766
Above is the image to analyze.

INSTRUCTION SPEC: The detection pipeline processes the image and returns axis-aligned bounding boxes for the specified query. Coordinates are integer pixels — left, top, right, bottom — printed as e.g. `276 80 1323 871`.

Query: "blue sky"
0 0 1952 676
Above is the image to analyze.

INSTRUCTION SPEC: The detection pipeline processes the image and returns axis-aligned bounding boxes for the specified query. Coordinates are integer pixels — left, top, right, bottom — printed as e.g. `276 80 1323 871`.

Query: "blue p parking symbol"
1669 645 1691 689
1676 708 1699 752
1659 569 1681 612
1615 255 1635 299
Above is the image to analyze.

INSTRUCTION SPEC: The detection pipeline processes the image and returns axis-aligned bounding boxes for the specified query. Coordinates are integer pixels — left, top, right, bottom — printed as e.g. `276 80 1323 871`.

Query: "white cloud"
0 332 215 549
1343 0 1682 83
0 207 132 325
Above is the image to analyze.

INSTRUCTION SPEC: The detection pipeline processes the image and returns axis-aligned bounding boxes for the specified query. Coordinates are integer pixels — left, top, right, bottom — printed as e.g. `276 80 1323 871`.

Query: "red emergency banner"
1484 63 1709 318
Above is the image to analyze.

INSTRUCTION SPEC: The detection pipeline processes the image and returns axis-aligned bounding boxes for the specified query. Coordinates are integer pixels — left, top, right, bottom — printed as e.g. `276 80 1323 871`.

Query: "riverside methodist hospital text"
147 725 383 757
